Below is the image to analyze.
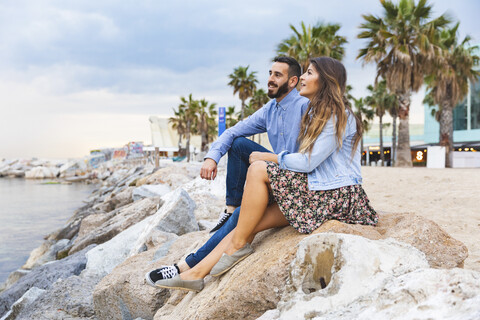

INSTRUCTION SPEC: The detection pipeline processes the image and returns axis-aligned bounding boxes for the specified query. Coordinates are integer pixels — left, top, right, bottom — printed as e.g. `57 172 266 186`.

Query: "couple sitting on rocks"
145 56 378 292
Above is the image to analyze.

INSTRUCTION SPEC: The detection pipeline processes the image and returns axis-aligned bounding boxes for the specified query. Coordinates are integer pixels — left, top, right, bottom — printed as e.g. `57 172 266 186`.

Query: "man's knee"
229 137 250 154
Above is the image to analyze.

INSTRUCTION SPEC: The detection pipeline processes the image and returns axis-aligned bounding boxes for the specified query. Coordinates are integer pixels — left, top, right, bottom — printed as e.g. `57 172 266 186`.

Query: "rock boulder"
93 231 210 320
132 184 171 202
132 188 198 255
0 245 94 318
376 212 468 268
69 197 162 254
259 233 480 320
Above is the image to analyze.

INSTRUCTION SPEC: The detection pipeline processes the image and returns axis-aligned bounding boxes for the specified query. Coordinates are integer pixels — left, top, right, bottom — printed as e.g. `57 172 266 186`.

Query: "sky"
1 0 479 159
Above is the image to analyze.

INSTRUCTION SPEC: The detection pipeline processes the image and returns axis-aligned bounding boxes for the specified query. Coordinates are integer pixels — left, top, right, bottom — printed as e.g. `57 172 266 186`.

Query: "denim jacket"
277 111 362 191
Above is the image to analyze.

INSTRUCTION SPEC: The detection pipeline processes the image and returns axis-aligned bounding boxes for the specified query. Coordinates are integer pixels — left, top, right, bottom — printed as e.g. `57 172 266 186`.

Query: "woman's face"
299 64 320 100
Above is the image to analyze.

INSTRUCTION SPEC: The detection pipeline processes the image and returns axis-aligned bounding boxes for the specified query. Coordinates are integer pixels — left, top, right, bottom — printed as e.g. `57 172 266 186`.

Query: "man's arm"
200 105 269 180
205 106 268 163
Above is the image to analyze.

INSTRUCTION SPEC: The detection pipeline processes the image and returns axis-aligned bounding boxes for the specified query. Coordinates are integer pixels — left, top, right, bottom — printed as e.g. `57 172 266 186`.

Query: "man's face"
267 62 291 99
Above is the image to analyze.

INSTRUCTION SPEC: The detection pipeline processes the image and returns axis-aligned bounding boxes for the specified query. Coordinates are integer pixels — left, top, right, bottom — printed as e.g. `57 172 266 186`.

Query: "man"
146 56 309 284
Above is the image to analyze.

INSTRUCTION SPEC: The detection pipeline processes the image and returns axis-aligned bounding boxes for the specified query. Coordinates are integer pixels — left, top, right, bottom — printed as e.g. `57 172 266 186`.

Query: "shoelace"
157 266 178 279
215 212 231 226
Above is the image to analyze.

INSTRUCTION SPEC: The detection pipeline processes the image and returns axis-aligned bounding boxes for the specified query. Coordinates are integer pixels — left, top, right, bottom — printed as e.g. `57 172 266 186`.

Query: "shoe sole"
210 251 253 277
153 284 201 292
145 272 156 287
145 272 202 292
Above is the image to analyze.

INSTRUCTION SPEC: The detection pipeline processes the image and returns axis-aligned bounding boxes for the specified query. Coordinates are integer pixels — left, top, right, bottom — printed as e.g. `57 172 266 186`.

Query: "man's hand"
200 158 218 180
249 152 278 164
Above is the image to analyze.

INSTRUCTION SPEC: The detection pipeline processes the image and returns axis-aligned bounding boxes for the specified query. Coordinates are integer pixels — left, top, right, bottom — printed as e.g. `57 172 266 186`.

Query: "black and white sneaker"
145 264 180 286
209 210 233 234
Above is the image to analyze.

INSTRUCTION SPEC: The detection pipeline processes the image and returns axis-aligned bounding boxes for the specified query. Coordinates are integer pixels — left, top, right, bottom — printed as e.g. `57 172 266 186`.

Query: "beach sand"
362 166 480 271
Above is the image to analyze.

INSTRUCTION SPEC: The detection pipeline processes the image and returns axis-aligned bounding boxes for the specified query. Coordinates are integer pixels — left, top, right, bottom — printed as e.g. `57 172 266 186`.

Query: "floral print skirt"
266 161 378 234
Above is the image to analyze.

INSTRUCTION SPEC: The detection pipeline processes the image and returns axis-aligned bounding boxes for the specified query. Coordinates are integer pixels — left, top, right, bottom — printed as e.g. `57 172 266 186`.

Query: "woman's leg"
180 202 288 280
225 160 272 255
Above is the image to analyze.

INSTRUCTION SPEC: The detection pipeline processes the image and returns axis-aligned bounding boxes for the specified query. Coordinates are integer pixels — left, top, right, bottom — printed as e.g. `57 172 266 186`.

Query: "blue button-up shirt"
205 88 309 163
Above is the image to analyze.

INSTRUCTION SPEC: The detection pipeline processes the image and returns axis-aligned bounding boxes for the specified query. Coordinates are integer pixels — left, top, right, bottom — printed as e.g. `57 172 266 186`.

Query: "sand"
362 166 480 271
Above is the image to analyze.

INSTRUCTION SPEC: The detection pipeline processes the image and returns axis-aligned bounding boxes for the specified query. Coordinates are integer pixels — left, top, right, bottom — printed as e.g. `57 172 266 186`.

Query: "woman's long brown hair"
298 57 362 157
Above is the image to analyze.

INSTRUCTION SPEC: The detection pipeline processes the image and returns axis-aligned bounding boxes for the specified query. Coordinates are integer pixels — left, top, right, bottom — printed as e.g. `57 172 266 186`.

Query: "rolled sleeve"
277 150 290 169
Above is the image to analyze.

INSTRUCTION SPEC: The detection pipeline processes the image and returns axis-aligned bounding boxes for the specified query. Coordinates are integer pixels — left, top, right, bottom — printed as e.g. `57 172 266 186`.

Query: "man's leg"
209 137 271 234
226 137 271 207
184 206 240 268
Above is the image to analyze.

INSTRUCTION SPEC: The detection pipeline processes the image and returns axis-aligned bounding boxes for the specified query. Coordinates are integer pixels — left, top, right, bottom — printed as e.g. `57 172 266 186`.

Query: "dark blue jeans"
226 137 271 206
185 137 271 268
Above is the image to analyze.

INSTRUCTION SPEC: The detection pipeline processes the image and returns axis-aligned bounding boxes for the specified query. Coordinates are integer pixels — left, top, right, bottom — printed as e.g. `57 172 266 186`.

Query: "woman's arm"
249 152 278 164
278 118 337 173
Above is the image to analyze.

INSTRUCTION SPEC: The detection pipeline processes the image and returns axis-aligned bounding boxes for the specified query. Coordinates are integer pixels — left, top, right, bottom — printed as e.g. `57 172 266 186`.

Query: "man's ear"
289 76 298 88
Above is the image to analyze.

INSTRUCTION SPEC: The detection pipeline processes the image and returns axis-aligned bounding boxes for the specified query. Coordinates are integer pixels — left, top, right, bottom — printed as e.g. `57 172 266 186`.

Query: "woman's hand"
249 152 278 164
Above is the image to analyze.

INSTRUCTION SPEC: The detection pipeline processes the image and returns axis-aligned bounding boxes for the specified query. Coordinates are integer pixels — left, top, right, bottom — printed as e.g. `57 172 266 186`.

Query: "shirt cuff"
204 150 222 164
277 150 290 169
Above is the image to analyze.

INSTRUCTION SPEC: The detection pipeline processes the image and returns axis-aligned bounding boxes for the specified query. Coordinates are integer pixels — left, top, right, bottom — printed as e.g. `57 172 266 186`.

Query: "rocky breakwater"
0 160 478 320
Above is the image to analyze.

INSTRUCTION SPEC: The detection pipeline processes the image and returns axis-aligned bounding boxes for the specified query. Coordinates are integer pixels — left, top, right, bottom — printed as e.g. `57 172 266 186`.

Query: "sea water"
0 178 94 284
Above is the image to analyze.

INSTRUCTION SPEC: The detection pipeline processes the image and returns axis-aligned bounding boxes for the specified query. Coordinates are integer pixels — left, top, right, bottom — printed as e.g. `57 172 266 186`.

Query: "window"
453 99 468 131
471 80 480 130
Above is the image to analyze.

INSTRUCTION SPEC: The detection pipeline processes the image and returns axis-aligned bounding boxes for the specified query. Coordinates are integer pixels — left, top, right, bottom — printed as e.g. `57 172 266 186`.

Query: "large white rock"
132 184 171 201
82 215 155 278
131 188 198 253
24 166 59 179
321 268 480 320
258 233 480 320
182 173 226 220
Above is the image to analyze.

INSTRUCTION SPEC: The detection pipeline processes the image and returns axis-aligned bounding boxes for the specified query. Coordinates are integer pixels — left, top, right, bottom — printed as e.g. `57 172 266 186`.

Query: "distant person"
145 56 309 283
150 57 378 292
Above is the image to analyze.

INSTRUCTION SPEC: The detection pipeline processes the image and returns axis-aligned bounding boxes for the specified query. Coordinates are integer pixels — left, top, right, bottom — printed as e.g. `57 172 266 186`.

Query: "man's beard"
268 81 289 99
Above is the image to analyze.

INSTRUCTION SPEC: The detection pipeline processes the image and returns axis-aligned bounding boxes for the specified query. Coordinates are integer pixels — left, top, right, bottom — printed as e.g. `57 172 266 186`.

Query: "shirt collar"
274 88 299 111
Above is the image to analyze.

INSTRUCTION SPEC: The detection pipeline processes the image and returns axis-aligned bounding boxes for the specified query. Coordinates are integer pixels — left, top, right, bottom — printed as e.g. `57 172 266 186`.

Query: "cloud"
0 0 478 158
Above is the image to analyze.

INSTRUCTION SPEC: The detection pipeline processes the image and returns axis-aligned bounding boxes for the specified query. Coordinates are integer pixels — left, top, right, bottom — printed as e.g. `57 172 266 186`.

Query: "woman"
153 57 378 292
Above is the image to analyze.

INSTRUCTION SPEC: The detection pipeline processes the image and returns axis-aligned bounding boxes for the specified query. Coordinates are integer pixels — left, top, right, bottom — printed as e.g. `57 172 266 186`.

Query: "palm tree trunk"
396 92 413 167
379 115 384 165
439 101 454 168
361 137 365 165
186 119 191 162
201 132 208 152
392 115 397 167
240 99 245 120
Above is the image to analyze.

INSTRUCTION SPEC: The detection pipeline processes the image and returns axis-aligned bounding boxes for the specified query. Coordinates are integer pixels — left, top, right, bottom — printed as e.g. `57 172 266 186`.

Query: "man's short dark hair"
273 56 302 81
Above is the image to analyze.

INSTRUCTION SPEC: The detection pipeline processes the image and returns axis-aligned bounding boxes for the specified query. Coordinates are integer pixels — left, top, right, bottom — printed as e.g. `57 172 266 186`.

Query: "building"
362 78 480 166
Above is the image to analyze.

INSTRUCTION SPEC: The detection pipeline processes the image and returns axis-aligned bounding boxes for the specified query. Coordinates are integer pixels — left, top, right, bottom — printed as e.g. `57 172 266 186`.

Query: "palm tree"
276 21 348 72
352 97 375 164
250 88 270 111
228 66 258 120
346 85 374 164
178 94 198 162
196 99 218 152
169 107 186 152
225 106 238 128
387 95 399 166
248 89 270 144
357 0 450 166
364 80 397 165
424 23 479 167
206 104 218 145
